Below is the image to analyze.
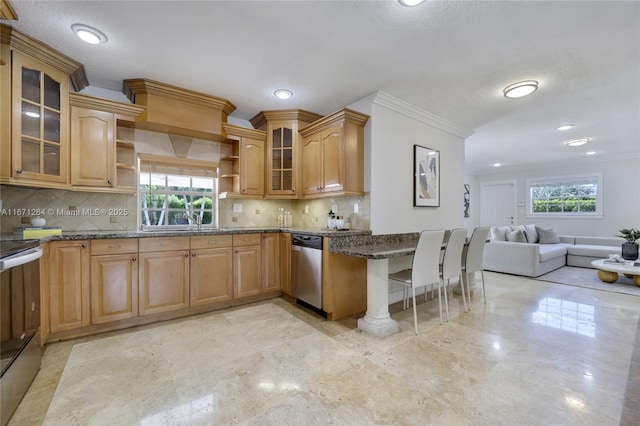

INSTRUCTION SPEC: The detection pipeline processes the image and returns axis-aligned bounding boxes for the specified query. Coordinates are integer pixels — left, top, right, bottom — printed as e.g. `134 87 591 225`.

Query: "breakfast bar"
329 233 419 337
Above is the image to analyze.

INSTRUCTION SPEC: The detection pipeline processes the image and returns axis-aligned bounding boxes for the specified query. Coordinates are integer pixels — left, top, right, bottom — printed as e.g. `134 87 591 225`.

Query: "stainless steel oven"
0 240 42 426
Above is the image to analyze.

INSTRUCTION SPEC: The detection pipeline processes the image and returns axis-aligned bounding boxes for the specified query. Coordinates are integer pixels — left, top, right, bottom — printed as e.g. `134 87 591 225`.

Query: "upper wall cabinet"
250 109 322 199
122 78 236 143
69 93 143 193
1 24 88 189
299 108 369 198
219 123 266 198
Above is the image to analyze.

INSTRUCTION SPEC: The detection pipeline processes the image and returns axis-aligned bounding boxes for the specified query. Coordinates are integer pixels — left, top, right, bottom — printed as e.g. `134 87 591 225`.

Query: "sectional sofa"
483 224 625 277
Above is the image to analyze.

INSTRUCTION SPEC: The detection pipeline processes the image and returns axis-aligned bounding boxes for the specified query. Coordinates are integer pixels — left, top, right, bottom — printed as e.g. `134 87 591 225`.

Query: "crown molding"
249 109 323 130
372 91 473 139
0 0 17 21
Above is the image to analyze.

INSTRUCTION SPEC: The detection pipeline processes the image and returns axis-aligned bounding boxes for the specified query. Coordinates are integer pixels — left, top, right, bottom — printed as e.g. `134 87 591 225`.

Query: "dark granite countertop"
329 233 420 259
0 227 372 243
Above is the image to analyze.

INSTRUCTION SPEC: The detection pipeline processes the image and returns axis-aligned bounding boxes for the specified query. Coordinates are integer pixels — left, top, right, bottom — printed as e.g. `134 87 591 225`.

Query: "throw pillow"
490 226 511 241
524 224 538 243
506 229 527 243
536 226 560 244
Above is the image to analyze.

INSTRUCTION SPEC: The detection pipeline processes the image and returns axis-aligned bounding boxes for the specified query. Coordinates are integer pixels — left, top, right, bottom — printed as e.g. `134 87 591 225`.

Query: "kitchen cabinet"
299 108 369 198
138 237 190 316
90 238 139 324
261 233 280 293
232 233 262 300
279 233 292 296
39 242 50 345
250 110 322 199
0 25 87 189
49 240 90 333
219 123 266 198
69 93 143 192
190 235 233 307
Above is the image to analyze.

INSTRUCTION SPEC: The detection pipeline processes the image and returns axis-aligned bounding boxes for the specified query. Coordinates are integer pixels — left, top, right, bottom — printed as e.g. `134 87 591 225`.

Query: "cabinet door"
279 233 292 295
321 125 345 193
139 250 189 315
301 132 323 195
49 241 89 333
90 254 138 324
233 245 262 299
267 123 296 196
190 247 233 307
11 51 69 184
71 106 115 187
239 136 264 195
261 233 280 293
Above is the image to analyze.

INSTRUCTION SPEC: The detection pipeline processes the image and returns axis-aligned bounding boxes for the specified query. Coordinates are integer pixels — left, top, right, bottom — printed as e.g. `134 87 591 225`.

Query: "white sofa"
483 225 624 277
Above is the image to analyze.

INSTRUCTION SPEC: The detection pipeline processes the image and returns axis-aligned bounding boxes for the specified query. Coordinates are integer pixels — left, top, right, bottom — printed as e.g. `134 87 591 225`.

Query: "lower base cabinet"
139 249 190 316
91 254 138 324
190 247 233 306
233 244 262 299
49 241 90 333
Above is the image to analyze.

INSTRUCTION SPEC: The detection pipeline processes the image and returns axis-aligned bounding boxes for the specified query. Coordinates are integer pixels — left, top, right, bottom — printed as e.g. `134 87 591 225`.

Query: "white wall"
471 154 640 237
349 92 470 235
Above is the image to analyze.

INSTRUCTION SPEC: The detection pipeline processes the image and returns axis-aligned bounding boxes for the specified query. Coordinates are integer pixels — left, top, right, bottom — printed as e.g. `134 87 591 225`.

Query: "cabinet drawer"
139 236 190 253
233 233 261 247
91 238 138 255
191 235 233 249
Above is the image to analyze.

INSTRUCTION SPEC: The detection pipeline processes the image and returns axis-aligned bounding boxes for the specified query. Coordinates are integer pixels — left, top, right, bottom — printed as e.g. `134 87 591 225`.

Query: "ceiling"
4 1 639 175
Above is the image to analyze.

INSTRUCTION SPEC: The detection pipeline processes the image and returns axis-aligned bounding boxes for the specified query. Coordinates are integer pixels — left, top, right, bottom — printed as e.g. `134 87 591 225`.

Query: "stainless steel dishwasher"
291 234 325 316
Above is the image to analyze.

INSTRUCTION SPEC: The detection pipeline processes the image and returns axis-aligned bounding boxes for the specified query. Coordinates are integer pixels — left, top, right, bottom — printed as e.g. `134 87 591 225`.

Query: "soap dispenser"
327 209 336 229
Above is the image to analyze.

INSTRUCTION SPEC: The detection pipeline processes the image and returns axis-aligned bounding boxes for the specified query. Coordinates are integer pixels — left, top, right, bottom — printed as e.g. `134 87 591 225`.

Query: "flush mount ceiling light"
493 162 502 167
503 80 538 98
398 0 425 6
274 89 293 100
71 23 108 44
557 124 574 131
586 151 596 155
566 138 590 147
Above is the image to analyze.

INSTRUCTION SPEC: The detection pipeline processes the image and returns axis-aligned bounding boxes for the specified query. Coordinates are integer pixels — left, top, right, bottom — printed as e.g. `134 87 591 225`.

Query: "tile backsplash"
1 184 370 232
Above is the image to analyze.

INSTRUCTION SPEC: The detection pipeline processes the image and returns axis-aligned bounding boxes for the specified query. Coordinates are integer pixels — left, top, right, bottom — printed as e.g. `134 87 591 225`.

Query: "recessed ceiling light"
557 124 574 131
586 151 596 155
566 138 590 147
503 80 538 98
398 0 425 6
274 89 293 100
71 23 108 44
493 162 502 167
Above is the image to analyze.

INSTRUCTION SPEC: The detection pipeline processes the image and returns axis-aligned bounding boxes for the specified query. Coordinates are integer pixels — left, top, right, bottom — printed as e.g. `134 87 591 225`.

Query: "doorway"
480 180 517 227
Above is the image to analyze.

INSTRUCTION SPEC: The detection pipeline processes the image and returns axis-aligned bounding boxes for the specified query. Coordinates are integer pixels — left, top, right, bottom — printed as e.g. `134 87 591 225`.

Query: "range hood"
122 78 236 142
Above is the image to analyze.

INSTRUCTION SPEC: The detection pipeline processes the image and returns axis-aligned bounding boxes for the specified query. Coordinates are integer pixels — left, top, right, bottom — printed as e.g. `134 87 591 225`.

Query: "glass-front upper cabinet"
270 126 294 193
12 51 69 184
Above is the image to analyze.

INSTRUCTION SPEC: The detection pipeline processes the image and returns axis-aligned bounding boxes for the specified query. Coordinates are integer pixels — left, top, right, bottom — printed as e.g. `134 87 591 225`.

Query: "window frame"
526 172 603 219
138 154 219 230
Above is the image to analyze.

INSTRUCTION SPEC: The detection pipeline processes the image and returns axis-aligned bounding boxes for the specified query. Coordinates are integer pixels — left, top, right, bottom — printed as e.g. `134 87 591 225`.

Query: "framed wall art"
414 144 440 207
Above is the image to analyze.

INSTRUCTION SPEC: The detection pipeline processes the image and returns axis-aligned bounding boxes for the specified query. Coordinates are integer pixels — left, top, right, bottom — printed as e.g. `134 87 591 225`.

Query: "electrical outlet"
304 204 309 214
353 202 359 214
255 209 260 214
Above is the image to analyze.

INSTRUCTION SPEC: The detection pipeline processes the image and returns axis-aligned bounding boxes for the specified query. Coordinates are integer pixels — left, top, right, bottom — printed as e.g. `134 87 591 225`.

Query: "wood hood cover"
122 78 236 142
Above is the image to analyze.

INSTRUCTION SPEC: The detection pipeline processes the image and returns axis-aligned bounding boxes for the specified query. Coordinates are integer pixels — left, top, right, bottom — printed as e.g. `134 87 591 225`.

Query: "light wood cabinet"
49 240 90 333
190 235 233 307
279 233 292 296
138 237 190 316
232 233 262 299
299 108 369 198
69 93 143 192
219 123 266 198
250 110 322 199
261 233 280 293
0 24 87 189
90 239 138 324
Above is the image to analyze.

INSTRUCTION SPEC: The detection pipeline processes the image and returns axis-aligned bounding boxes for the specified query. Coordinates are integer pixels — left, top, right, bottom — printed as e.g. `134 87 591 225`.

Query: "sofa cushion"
538 244 570 262
524 224 538 243
568 244 623 258
490 226 512 241
537 226 560 244
507 229 527 243
574 236 625 247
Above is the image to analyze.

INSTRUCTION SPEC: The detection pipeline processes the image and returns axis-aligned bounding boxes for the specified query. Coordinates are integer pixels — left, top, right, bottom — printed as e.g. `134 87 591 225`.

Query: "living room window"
527 173 603 218
138 154 218 229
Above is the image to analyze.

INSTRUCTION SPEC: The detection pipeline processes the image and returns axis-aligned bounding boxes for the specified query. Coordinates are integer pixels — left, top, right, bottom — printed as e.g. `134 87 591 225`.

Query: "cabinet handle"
108 245 121 249
184 253 189 257
191 253 196 257
16 169 22 174
107 179 113 185
242 188 246 193
81 243 87 248
131 257 137 262
234 250 238 253
208 240 216 244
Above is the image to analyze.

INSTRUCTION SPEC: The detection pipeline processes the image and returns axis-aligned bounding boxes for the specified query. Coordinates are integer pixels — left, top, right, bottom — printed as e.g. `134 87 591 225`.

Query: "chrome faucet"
183 212 202 229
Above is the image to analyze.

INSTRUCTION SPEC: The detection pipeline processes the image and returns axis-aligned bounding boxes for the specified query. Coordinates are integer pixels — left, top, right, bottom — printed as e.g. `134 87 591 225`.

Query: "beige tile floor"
8 271 640 425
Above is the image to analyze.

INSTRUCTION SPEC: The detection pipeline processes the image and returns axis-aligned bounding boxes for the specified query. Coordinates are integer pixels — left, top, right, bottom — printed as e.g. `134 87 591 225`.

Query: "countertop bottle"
284 210 292 227
277 208 285 227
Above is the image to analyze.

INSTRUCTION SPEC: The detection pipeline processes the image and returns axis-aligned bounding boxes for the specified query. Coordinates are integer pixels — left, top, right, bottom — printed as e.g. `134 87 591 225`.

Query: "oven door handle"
0 247 43 271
